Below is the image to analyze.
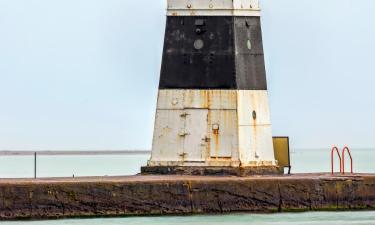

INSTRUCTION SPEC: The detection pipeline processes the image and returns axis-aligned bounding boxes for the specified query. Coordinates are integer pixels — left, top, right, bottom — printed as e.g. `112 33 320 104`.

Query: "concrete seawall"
1 174 375 220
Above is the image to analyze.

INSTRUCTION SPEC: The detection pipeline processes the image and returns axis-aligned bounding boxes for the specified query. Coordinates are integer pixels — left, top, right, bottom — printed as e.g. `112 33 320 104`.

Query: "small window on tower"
194 39 204 50
247 40 252 50
195 19 205 26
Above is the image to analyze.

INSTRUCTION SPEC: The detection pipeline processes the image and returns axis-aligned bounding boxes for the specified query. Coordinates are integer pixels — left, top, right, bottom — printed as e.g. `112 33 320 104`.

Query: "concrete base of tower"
141 166 284 176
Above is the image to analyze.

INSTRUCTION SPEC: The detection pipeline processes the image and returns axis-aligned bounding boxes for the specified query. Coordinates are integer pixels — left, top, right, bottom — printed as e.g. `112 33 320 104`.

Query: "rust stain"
252 123 258 160
206 107 212 160
250 93 258 160
206 91 213 160
213 124 219 160
214 133 219 160
224 109 234 127
203 90 209 108
179 90 239 162
184 90 192 107
184 90 209 109
210 156 232 161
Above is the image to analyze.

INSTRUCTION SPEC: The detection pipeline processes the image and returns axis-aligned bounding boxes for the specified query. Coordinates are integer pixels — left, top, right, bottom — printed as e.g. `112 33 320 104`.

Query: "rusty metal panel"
183 109 208 161
150 110 185 163
156 90 184 110
183 90 237 109
157 90 237 110
206 90 237 109
151 90 276 166
237 90 271 126
208 110 238 158
238 125 276 166
238 126 252 163
182 90 209 109
273 137 290 168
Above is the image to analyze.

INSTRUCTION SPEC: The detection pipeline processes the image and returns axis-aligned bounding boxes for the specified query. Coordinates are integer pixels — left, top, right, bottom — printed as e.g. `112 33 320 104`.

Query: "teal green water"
1 149 375 224
1 212 375 225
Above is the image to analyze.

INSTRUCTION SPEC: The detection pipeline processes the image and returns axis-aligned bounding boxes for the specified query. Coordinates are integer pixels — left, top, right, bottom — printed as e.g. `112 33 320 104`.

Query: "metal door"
152 110 185 162
209 110 237 158
183 109 208 162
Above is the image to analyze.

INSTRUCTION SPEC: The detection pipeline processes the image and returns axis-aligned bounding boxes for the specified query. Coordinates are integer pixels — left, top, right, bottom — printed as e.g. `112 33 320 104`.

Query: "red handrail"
342 146 353 174
331 146 342 174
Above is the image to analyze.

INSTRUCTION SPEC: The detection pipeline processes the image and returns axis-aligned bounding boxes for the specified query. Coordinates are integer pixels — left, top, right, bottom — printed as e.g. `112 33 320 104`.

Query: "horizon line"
0 150 151 156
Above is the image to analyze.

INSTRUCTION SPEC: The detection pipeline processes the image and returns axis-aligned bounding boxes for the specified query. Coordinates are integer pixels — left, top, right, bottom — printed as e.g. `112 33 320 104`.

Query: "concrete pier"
1 174 375 220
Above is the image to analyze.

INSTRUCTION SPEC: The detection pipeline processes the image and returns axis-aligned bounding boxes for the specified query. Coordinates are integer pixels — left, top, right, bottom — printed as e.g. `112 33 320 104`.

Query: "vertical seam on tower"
182 90 186 164
232 16 242 166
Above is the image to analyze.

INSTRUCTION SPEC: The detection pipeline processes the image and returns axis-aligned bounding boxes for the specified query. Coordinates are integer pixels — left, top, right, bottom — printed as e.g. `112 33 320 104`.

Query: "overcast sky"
0 0 374 150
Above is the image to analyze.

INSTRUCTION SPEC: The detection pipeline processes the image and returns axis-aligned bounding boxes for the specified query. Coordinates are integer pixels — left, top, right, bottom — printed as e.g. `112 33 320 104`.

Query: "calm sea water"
0 149 374 178
1 212 375 225
0 149 374 224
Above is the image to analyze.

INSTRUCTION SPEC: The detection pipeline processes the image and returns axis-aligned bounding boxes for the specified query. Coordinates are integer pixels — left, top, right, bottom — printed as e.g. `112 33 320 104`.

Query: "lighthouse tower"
142 0 282 175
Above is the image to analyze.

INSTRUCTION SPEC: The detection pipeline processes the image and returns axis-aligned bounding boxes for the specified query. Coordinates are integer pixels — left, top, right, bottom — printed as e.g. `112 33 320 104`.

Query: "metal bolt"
172 98 179 105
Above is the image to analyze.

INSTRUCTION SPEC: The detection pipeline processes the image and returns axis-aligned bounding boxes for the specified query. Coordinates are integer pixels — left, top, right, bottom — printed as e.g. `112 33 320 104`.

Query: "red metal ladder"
331 146 353 175
331 146 342 174
342 146 353 174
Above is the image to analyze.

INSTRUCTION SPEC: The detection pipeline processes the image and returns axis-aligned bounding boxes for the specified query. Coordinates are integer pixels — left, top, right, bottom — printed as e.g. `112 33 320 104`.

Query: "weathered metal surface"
237 125 275 166
183 109 208 162
236 90 275 166
150 109 209 166
208 110 237 158
150 110 185 164
149 0 276 169
234 17 267 90
156 90 185 110
159 16 267 90
237 90 271 126
273 137 291 168
159 16 235 89
167 0 260 16
1 174 375 220
157 90 237 110
149 90 276 167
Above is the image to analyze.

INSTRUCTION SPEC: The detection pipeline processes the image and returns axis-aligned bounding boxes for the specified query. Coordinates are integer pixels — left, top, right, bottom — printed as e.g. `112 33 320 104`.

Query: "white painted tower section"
148 0 277 168
167 0 260 16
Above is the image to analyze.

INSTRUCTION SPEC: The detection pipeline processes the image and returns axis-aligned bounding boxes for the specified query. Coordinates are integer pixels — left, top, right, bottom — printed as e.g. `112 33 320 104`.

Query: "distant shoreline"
0 150 151 156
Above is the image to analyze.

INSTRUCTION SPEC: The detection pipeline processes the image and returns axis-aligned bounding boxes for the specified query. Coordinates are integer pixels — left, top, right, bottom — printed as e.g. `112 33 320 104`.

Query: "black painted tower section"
159 16 267 90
